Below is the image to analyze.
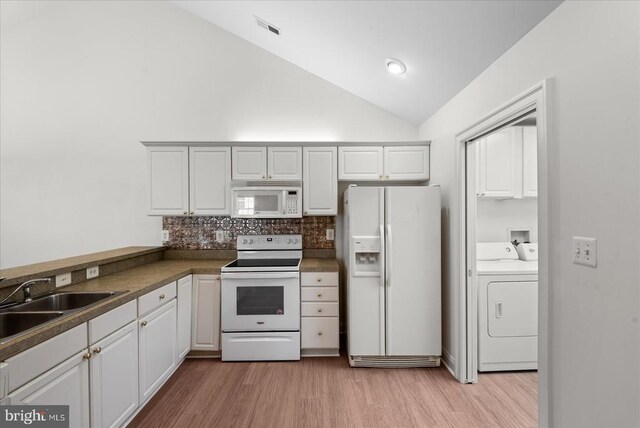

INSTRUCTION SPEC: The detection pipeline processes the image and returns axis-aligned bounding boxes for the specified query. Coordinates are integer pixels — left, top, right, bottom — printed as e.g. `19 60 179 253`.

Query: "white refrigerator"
344 186 441 367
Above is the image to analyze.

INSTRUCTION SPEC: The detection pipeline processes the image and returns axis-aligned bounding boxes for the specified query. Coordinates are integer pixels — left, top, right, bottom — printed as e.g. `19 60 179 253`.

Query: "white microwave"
231 187 302 218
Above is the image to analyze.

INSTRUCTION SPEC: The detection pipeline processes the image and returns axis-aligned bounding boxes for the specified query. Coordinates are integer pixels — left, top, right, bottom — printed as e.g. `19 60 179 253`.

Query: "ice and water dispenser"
351 236 381 276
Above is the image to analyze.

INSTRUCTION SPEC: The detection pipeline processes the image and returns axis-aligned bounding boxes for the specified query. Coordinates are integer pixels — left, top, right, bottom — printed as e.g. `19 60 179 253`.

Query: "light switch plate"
215 231 225 243
573 236 597 267
86 266 99 279
56 272 72 287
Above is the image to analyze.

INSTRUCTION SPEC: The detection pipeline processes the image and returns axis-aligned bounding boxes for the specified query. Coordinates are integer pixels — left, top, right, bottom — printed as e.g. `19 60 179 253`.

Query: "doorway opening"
454 81 550 425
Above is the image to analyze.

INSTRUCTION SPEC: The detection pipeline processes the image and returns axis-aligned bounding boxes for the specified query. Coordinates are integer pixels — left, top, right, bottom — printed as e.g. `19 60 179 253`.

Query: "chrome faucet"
0 278 52 306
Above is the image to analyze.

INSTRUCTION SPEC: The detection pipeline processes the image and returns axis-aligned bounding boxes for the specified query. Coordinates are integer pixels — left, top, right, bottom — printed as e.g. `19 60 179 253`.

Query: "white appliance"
221 235 301 361
231 187 302 218
344 186 441 368
477 242 538 372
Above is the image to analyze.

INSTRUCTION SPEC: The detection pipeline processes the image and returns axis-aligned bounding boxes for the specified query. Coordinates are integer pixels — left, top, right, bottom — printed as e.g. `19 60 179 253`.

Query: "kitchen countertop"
0 257 339 360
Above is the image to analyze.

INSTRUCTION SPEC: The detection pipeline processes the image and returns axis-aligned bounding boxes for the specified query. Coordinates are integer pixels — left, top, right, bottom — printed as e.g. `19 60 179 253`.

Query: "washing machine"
477 242 538 372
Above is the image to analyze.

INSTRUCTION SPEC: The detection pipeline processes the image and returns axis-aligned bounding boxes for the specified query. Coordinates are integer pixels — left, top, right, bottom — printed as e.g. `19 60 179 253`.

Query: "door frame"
454 80 550 424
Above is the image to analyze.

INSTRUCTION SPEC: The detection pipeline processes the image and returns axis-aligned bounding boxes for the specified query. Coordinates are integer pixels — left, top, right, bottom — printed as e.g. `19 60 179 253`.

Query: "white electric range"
221 234 302 361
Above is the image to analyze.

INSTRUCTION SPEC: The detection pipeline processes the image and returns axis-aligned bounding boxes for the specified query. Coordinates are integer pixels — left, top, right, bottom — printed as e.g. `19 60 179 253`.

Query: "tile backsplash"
162 216 336 250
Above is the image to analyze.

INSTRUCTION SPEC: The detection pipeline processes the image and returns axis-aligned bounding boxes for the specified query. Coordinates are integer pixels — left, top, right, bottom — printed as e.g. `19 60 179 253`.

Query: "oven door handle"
221 272 300 280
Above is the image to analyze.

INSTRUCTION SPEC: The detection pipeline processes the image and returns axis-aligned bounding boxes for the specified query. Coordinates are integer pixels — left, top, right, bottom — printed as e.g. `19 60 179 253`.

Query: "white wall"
0 1 417 268
476 198 537 243
419 1 639 426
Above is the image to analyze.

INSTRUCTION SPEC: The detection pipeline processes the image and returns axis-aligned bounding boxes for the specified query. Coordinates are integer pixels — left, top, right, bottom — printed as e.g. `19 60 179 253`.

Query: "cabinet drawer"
7 323 88 392
138 282 176 317
301 272 338 287
301 302 339 317
301 287 338 302
301 317 339 349
89 300 137 344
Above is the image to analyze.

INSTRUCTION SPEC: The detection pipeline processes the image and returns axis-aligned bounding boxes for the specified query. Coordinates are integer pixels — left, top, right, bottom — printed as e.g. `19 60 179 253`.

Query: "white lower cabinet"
177 275 193 360
9 350 91 428
191 274 220 351
89 321 139 428
300 271 339 357
138 299 177 404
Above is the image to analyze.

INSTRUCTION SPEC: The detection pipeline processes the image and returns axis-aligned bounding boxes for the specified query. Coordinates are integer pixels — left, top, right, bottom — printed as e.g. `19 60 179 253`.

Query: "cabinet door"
478 128 518 198
189 147 231 215
138 300 177 404
177 275 193 360
191 275 220 351
9 350 90 428
90 321 139 428
338 147 383 180
303 147 337 215
232 147 267 180
147 147 189 215
522 127 538 198
383 146 430 180
268 147 302 180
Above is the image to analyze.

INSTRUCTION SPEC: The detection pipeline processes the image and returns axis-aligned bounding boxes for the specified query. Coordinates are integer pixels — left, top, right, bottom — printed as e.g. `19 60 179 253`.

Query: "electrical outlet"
573 236 597 267
56 272 72 287
86 266 99 279
326 229 335 241
161 230 170 242
215 231 225 243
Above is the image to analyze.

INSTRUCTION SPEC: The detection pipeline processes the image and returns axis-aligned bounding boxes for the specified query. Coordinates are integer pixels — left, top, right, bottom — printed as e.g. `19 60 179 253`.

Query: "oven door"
221 271 300 332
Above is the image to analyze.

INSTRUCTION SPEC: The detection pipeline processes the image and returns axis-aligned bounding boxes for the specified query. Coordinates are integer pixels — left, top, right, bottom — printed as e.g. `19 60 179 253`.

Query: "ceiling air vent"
255 16 280 36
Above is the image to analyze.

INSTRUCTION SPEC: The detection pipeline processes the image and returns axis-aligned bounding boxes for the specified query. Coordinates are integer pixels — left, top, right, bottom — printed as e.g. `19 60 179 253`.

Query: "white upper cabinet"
522 127 538 198
338 146 430 181
303 147 337 215
478 128 518 198
147 146 231 216
268 147 303 180
189 147 231 215
147 147 189 215
338 146 384 180
383 146 430 180
233 146 302 181
477 126 537 199
232 147 267 180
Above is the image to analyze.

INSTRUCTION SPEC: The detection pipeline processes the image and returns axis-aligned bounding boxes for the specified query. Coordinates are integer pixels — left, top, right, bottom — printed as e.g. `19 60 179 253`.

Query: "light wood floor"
130 356 537 428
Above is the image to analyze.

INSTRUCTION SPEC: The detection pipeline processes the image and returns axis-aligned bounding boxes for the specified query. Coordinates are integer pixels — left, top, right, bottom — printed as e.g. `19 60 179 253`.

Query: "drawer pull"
93 347 102 354
317 278 322 282
159 294 165 300
317 293 322 298
140 320 148 327
317 308 323 313
317 331 323 336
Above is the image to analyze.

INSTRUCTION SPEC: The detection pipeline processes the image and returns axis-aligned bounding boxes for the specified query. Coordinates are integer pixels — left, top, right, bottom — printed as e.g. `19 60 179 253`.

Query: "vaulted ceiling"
172 1 562 124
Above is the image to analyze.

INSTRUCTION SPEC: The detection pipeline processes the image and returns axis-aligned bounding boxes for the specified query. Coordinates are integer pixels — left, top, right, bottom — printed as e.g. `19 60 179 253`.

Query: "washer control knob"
287 238 292 244
242 239 248 244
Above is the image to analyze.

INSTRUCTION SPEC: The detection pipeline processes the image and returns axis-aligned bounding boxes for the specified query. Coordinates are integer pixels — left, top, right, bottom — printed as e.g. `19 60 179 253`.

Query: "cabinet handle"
262 176 266 179
317 308 323 313
317 278 322 282
386 175 390 179
159 294 165 300
82 352 92 360
379 175 382 179
183 211 188 215
317 293 322 298
190 211 194 215
317 331 323 336
93 347 102 354
140 320 148 327
268 175 272 179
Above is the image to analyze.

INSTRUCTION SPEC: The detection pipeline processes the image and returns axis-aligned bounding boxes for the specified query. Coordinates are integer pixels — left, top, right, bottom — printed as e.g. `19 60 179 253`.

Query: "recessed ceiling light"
385 58 406 75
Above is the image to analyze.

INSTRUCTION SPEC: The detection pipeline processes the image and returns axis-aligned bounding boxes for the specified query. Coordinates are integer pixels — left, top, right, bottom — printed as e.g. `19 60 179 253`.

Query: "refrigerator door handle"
386 223 392 354
379 223 386 355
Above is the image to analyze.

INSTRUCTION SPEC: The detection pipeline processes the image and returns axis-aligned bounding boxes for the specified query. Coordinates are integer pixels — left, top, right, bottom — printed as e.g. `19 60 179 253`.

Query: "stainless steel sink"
0 291 126 344
0 312 64 343
7 292 121 312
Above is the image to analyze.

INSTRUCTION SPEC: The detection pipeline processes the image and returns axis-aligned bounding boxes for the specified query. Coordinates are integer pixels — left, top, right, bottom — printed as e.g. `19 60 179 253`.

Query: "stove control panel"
237 234 302 251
